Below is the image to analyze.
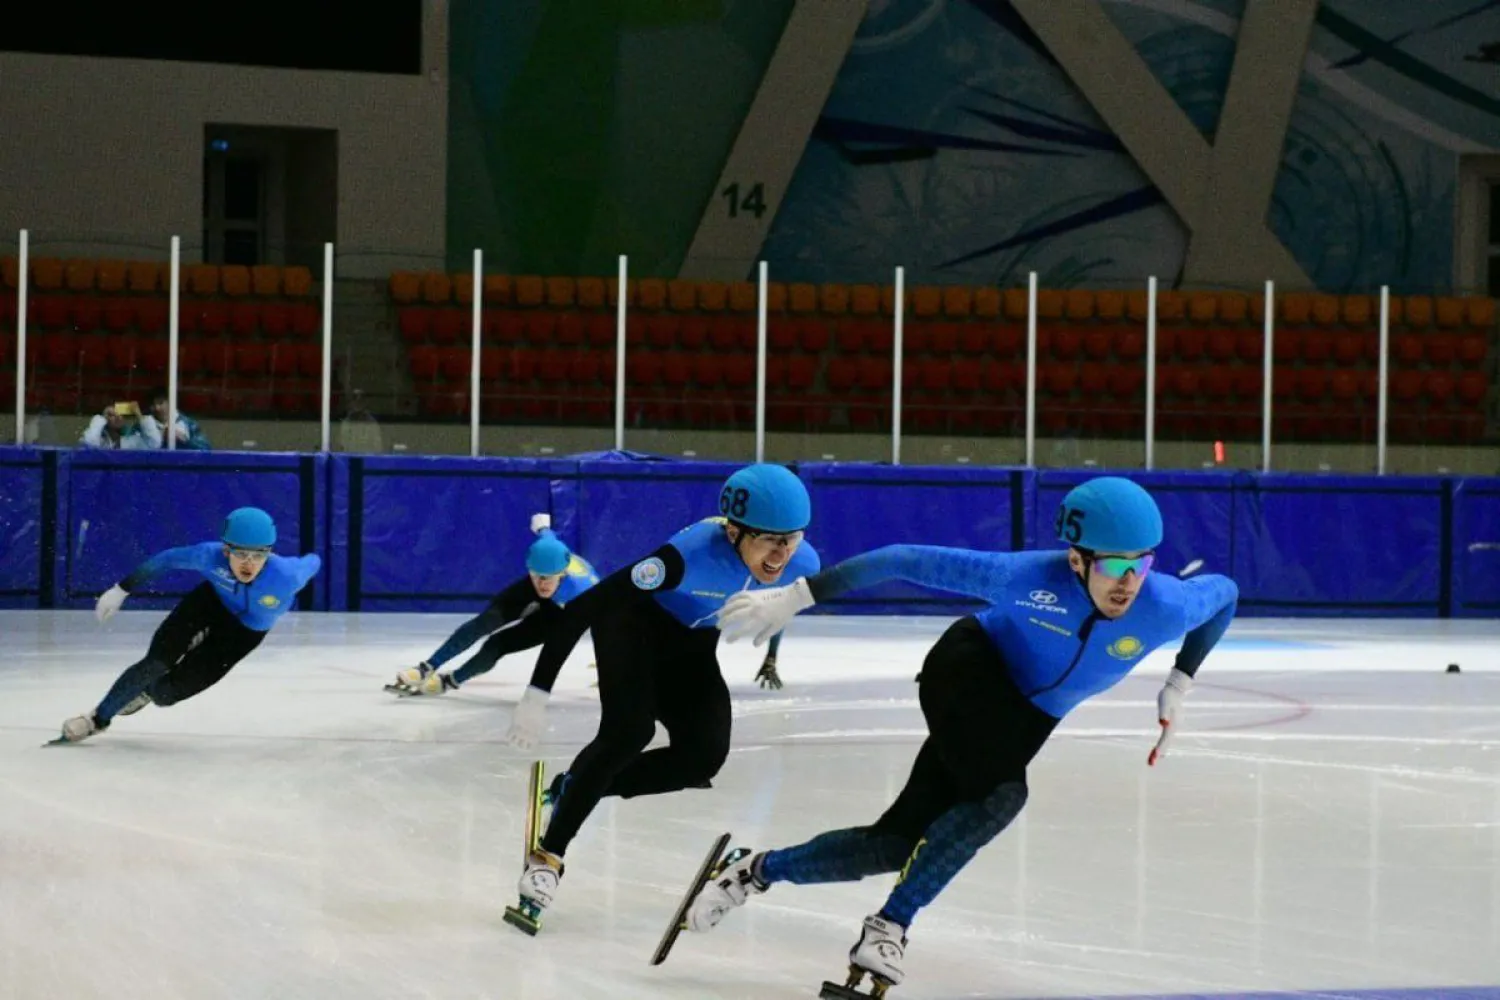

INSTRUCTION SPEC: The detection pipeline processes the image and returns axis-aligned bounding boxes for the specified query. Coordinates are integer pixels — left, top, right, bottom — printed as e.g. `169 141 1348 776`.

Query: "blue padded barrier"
336 455 576 612
2 447 1498 619
58 450 326 611
1448 477 1500 618
1233 475 1447 616
572 459 743 577
798 463 1033 615
0 448 51 608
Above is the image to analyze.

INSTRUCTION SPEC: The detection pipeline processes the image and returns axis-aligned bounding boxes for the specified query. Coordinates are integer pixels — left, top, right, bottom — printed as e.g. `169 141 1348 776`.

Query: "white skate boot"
55 713 108 744
386 661 434 695
419 671 459 696
505 848 564 934
686 851 767 932
518 849 563 907
849 914 907 987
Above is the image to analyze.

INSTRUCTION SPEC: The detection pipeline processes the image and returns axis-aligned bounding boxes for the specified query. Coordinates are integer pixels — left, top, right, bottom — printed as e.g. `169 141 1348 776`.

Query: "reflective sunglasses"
740 528 804 548
1091 552 1154 580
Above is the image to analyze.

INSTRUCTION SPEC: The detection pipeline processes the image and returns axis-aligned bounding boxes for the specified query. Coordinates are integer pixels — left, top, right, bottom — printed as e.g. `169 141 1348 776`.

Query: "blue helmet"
526 531 571 576
222 507 276 549
719 464 810 533
1055 477 1162 553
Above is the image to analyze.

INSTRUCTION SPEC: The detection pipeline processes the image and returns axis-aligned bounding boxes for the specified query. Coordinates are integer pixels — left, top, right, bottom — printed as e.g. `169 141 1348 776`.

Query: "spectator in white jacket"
79 402 160 450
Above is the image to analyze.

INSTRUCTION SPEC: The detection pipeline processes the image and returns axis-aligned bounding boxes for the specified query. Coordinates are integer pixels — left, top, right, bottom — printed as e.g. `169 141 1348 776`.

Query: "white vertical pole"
614 254 627 452
1024 271 1038 466
1377 285 1390 475
1144 276 1157 470
470 248 483 458
320 242 334 453
13 230 28 445
754 260 768 463
1262 280 1274 473
167 236 181 450
892 267 905 465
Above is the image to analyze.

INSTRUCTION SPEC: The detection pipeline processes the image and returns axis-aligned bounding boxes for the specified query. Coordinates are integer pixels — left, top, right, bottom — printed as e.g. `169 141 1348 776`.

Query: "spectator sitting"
80 401 159 450
142 386 211 450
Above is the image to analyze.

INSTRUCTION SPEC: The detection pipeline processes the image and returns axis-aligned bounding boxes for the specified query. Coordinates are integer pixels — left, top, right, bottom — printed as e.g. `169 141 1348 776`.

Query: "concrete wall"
0 1 448 277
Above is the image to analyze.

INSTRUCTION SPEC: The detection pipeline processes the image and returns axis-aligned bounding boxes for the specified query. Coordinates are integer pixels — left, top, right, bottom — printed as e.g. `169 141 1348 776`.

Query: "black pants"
97 583 266 720
758 616 1057 925
451 607 557 685
874 616 1057 841
540 605 730 856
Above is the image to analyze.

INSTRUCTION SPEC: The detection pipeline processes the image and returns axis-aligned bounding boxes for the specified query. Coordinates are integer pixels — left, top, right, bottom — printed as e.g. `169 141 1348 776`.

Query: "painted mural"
448 0 1500 292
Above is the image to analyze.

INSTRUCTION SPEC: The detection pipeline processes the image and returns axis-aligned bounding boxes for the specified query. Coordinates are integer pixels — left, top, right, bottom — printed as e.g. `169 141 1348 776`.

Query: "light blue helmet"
719 464 810 533
1055 477 1162 553
526 531 571 576
222 507 276 549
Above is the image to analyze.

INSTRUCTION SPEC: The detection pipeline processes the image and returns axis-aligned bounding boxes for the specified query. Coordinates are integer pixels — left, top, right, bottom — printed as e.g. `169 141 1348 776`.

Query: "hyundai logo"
1029 590 1058 604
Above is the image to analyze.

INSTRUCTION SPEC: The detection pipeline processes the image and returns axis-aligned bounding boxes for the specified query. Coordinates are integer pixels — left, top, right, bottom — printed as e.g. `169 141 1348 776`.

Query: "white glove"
505 685 551 750
530 513 552 535
95 584 128 623
1148 668 1193 766
717 578 816 647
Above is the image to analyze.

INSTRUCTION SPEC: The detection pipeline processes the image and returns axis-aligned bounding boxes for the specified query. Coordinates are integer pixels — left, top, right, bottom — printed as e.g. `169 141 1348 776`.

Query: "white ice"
2 611 1499 1000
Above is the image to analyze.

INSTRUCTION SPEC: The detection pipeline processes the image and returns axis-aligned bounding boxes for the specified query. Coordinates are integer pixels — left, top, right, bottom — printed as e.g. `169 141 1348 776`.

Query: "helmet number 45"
1056 506 1085 544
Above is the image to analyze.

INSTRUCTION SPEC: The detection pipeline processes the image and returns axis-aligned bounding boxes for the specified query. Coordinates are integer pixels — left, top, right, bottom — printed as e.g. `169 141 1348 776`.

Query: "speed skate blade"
819 981 887 1000
819 966 889 1000
503 904 541 936
649 831 732 966
819 985 865 1000
522 760 545 861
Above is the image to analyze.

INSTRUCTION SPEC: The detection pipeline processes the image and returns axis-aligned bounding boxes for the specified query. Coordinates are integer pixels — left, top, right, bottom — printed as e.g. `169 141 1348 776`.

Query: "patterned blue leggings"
756 616 1053 929
758 741 1028 927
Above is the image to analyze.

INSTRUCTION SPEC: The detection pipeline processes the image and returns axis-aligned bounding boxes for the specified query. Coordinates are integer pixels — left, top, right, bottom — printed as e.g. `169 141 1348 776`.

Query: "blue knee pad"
880 781 1027 928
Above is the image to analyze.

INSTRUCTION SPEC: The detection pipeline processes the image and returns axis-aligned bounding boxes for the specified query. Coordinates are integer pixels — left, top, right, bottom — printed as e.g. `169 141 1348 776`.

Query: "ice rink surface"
2 610 1499 1000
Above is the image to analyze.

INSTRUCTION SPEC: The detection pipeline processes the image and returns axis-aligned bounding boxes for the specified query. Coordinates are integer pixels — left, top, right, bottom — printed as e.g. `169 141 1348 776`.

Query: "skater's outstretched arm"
808 545 1036 604
1165 574 1238 678
718 547 1043 645
524 544 687 694
1147 573 1238 765
120 542 223 592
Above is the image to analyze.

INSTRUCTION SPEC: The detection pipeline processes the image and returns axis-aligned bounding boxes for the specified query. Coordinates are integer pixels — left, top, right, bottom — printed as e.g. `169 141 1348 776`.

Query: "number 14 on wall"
720 182 767 219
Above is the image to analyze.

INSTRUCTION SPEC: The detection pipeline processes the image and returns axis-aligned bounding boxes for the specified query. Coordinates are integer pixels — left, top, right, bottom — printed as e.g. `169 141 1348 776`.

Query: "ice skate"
384 661 434 695
118 692 152 716
47 712 108 746
685 850 766 932
503 761 555 935
819 915 907 999
503 849 564 936
418 671 459 696
651 834 751 965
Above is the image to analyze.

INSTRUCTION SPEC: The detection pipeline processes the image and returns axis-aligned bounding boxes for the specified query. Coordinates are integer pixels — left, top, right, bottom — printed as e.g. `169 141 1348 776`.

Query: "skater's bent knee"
980 781 1027 822
600 720 657 756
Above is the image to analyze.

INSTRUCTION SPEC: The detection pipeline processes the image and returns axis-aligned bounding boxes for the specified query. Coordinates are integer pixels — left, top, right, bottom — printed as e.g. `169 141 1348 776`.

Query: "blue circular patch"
630 557 666 591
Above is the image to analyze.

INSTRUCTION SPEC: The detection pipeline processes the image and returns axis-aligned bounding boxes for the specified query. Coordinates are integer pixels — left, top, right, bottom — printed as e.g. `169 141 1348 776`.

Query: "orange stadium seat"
220 265 251 297
421 272 452 305
282 266 314 297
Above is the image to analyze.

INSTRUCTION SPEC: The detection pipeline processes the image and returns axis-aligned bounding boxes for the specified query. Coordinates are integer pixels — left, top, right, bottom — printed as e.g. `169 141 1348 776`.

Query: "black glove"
754 654 783 690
